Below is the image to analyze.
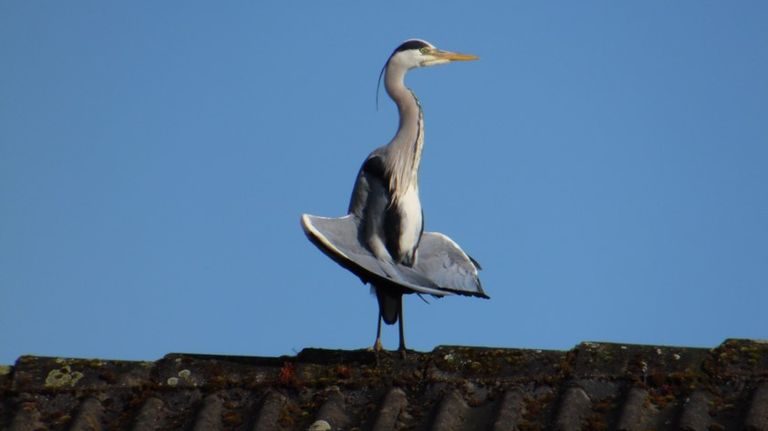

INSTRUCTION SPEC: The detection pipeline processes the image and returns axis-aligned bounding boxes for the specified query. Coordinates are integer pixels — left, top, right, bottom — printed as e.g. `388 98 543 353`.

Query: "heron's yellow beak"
420 48 479 67
433 50 479 62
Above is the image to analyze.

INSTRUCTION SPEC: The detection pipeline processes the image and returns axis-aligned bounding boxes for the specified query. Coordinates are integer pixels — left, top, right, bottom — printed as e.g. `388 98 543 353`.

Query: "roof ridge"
2 339 767 430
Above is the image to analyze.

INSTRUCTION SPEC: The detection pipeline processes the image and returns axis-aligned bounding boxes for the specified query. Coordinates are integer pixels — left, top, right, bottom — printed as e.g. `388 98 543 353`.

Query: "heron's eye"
419 47 430 54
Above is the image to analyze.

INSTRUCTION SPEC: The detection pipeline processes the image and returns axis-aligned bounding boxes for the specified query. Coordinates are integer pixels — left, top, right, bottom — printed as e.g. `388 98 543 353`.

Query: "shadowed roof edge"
2 339 767 430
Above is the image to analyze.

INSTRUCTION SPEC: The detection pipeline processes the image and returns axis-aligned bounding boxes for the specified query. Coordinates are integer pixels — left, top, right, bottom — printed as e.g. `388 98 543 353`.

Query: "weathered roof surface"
1 339 767 430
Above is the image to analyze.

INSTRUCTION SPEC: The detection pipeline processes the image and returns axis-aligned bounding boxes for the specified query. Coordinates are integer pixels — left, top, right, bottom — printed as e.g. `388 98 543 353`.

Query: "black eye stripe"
393 40 430 54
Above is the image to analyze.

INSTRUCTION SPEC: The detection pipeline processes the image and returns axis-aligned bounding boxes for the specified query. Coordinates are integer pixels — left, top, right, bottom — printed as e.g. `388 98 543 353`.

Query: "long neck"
384 65 424 202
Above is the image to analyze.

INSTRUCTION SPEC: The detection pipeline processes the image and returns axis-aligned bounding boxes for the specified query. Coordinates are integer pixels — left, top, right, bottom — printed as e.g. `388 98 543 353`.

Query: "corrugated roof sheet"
1 339 767 430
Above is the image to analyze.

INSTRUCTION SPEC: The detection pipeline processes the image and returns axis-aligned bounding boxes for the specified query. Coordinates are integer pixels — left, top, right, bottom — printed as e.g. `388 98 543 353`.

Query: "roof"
1 339 767 430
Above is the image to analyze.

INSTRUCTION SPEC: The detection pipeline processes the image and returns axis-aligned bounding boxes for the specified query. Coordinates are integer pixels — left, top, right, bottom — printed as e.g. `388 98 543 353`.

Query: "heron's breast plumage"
387 91 424 205
383 92 424 266
384 183 422 266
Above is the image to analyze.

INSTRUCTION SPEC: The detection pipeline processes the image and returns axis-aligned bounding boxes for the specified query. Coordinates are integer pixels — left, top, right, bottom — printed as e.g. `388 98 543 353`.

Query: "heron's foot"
368 338 384 353
398 345 407 360
366 339 384 366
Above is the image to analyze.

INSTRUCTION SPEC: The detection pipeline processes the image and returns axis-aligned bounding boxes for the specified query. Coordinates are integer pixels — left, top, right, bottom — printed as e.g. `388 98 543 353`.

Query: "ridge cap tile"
2 340 766 430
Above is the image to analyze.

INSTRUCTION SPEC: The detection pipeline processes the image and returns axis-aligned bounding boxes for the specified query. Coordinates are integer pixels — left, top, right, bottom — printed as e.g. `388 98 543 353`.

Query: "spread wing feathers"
300 214 487 298
415 232 488 298
301 214 448 296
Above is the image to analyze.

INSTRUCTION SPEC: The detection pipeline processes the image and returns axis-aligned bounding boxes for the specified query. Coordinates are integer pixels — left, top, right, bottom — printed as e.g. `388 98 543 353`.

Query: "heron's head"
376 39 477 109
387 39 478 70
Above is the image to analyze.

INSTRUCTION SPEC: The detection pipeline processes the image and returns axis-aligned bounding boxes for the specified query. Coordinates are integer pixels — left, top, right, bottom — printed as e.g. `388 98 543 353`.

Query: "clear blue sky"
2 2 767 364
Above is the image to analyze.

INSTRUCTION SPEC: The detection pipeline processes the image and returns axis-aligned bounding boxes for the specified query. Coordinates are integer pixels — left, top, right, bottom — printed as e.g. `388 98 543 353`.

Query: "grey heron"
301 39 487 356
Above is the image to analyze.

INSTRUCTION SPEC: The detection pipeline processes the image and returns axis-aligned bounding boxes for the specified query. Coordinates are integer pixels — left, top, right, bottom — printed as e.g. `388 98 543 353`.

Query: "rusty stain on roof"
1 339 767 430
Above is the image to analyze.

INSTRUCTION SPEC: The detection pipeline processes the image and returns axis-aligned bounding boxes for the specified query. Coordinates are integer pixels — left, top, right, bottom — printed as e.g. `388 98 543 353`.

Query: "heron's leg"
397 296 407 359
373 312 383 352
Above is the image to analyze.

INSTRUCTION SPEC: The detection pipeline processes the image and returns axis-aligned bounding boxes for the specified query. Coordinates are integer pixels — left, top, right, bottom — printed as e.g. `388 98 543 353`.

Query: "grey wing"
300 214 450 296
346 154 413 274
414 232 488 298
348 153 386 218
